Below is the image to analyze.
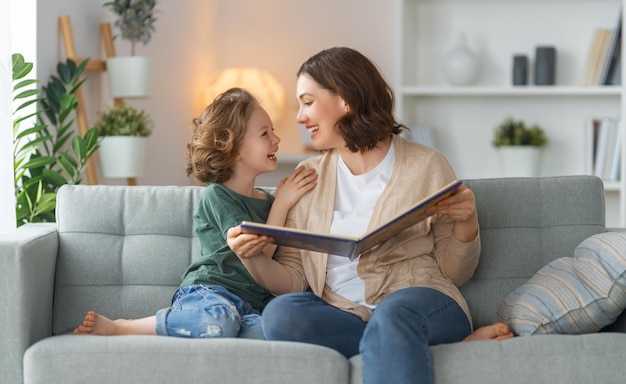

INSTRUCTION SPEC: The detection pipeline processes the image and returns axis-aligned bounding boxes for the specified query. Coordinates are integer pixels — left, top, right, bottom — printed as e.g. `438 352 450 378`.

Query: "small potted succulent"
104 0 158 98
492 116 548 177
94 104 154 178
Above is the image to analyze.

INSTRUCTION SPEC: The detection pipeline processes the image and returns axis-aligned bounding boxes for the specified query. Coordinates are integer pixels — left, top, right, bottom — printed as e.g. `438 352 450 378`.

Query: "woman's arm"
227 226 295 295
427 184 479 242
428 184 481 285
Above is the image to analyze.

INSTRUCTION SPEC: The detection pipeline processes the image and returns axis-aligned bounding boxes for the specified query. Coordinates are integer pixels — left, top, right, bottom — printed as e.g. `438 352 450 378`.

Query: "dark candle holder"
534 46 556 85
512 55 528 86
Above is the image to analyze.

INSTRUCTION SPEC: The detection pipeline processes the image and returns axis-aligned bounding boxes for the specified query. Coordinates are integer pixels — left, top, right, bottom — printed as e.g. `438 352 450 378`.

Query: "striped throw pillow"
494 232 626 336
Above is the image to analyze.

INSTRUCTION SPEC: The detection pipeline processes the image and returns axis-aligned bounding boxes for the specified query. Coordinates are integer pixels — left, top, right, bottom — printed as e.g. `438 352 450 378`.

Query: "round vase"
443 34 480 86
99 136 148 178
498 146 541 177
106 56 152 98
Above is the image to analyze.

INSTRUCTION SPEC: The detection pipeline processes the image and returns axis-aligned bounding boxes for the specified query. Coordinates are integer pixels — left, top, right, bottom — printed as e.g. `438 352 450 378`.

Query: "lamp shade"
205 68 286 124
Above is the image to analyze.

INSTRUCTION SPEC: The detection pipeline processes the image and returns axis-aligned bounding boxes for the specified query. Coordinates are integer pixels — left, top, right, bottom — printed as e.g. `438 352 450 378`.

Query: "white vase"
498 146 542 177
443 33 480 86
99 136 148 178
106 56 152 98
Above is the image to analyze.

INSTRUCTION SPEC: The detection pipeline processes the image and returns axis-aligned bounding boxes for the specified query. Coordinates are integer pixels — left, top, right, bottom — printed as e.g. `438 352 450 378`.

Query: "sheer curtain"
1 0 36 232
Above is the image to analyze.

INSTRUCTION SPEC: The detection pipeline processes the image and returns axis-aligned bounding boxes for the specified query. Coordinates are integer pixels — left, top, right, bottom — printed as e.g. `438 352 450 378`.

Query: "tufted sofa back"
461 176 606 327
52 176 607 334
53 185 204 335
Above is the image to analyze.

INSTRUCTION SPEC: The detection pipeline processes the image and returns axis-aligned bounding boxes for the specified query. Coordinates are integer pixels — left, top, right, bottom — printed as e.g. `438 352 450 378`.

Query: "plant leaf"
56 156 76 179
14 78 38 90
42 169 68 189
72 136 87 159
12 54 33 81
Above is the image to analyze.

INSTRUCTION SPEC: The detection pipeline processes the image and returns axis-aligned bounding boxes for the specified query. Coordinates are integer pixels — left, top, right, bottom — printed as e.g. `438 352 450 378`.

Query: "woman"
228 48 512 383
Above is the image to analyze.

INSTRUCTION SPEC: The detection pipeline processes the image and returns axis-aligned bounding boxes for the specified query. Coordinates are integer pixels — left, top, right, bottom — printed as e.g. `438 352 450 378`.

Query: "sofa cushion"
495 232 626 335
25 335 349 384
349 333 626 384
460 176 605 329
53 185 204 335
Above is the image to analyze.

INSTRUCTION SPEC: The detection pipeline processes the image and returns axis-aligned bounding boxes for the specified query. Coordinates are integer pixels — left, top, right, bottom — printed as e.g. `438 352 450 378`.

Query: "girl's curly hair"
185 88 258 184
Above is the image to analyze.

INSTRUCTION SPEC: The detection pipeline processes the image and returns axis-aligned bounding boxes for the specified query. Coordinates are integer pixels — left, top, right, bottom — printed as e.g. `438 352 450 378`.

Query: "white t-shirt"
326 142 395 308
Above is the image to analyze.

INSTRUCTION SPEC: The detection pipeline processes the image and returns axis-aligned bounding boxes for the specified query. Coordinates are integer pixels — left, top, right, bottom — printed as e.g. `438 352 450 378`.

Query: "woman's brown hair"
297 47 405 152
185 87 258 184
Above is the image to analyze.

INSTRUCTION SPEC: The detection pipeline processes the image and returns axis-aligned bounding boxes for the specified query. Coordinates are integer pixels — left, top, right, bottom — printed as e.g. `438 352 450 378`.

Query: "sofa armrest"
607 227 626 234
0 223 58 384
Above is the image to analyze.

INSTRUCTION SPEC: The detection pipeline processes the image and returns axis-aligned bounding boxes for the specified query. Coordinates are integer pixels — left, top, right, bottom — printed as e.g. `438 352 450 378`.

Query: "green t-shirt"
180 183 275 310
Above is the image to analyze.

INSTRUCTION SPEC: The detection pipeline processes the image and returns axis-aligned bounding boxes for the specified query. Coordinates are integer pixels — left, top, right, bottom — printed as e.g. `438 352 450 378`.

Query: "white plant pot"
99 136 148 178
498 146 542 177
106 56 152 98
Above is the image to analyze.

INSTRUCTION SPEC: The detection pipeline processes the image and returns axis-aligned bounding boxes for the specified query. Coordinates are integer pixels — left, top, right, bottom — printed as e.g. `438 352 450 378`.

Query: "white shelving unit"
395 0 626 227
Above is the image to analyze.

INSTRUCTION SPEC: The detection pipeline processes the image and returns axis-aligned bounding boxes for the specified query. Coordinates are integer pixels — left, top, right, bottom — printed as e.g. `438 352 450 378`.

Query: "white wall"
1 0 16 233
214 0 396 155
32 0 396 186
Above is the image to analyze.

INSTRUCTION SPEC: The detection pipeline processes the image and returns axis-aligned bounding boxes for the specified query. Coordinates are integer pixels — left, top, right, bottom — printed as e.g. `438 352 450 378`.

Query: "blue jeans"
155 284 264 339
262 287 471 384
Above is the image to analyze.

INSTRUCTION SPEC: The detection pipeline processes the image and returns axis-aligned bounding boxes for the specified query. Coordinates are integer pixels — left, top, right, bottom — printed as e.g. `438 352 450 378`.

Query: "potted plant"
12 54 100 226
492 116 548 177
104 0 158 98
94 104 154 178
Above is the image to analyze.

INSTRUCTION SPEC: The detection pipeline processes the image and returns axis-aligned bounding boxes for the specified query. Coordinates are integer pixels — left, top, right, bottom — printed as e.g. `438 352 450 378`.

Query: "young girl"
73 87 317 339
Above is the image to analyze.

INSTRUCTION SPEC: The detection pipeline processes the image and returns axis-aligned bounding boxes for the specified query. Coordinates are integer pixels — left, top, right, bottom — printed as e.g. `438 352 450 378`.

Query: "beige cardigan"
274 135 480 324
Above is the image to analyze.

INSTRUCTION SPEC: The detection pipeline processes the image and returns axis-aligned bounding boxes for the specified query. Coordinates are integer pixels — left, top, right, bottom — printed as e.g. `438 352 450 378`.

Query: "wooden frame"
59 15 137 186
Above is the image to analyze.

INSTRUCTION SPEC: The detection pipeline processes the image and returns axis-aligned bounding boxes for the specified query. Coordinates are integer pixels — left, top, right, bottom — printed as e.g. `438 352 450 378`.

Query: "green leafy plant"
104 0 158 56
492 116 548 147
94 104 154 137
12 53 100 226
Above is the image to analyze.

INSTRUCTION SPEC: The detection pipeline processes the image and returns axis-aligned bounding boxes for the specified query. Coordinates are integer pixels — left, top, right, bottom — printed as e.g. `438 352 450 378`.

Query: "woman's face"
296 73 347 151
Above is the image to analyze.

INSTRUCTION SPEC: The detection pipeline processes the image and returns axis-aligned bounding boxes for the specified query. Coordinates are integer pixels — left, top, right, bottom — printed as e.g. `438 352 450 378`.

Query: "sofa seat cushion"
350 333 626 384
24 334 349 384
495 232 626 336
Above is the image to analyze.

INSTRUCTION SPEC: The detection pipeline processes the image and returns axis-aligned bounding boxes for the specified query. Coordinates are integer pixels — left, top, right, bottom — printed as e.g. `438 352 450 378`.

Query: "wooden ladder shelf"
59 14 137 186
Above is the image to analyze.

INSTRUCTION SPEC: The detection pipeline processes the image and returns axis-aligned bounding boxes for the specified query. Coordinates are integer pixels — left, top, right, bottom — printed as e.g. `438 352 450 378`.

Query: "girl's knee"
163 302 241 338
199 302 240 337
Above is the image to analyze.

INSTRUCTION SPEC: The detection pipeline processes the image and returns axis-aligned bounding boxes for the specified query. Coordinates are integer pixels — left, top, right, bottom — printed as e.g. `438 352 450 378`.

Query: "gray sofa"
2 175 626 384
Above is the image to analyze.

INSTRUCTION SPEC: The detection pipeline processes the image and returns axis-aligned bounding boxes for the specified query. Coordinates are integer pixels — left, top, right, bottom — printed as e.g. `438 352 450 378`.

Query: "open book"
240 180 462 260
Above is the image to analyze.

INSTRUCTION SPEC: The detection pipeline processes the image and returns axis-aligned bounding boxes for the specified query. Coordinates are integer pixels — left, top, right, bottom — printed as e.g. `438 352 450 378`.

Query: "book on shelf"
609 120 623 181
594 29 615 85
602 7 623 85
586 117 622 182
581 28 611 85
240 180 462 260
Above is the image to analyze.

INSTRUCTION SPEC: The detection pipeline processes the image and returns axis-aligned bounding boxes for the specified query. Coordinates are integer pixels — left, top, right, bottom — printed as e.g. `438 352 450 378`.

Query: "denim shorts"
155 284 263 339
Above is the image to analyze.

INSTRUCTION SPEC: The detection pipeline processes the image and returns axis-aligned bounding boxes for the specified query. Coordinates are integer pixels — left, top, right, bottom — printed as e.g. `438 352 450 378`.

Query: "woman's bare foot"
463 322 514 342
73 311 120 335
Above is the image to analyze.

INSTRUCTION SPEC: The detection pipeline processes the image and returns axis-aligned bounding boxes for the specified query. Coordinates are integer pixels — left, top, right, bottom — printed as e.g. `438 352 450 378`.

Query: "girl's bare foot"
73 311 120 335
73 312 157 336
463 322 514 341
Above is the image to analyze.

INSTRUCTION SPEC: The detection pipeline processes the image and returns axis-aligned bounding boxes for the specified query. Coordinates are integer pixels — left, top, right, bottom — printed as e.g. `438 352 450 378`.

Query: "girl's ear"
234 152 243 161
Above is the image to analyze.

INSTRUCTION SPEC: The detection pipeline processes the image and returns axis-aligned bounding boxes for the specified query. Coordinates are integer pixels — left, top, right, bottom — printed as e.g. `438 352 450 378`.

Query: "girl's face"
236 105 281 176
296 73 347 151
